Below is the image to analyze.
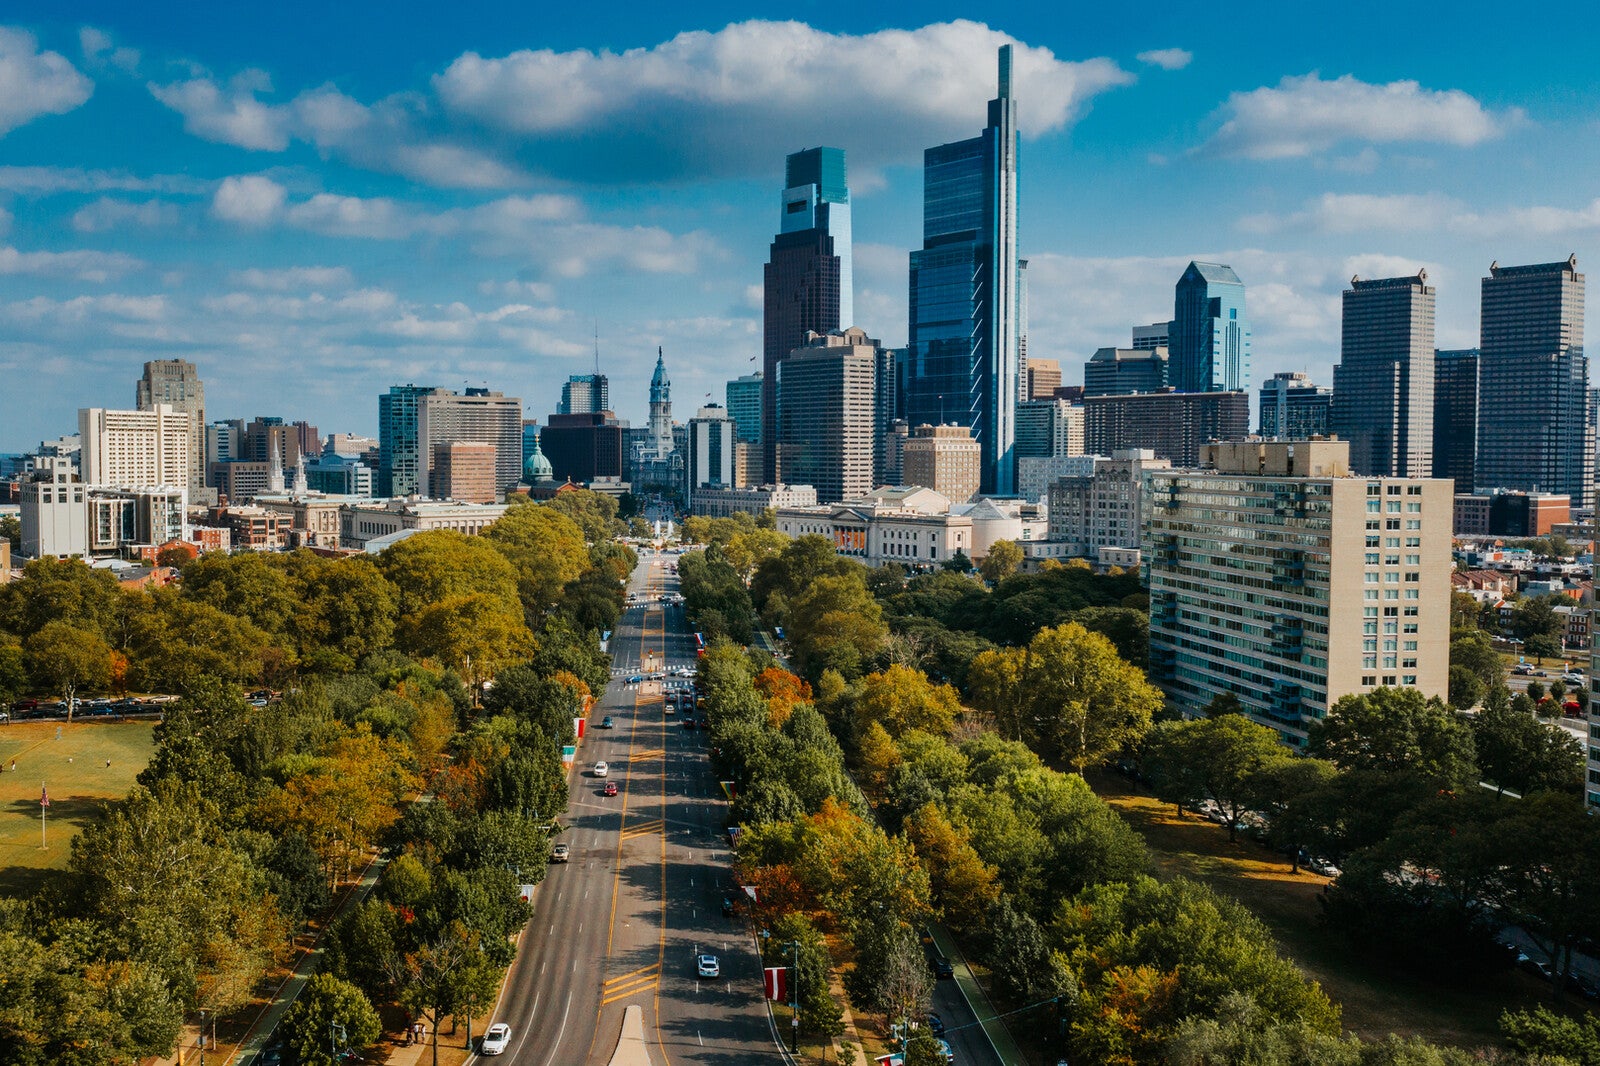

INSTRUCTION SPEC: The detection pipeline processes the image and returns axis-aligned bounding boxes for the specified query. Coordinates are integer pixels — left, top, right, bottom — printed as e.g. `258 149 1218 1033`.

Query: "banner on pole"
763 966 787 1003
561 745 577 765
574 717 586 740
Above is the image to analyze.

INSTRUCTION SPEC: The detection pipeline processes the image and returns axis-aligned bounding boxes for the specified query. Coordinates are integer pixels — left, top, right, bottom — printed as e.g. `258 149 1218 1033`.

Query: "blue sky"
3 0 1599 450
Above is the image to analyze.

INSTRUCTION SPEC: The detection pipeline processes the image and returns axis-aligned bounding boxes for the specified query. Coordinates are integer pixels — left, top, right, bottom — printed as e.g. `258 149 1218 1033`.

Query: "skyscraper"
379 384 446 497
777 328 880 504
686 404 737 510
1258 371 1333 439
1170 262 1250 393
725 372 763 444
135 359 206 500
1332 273 1435 477
1084 347 1170 397
1476 256 1591 506
1431 349 1480 490
763 146 851 481
417 388 524 497
558 374 609 416
905 46 1021 495
1024 358 1061 401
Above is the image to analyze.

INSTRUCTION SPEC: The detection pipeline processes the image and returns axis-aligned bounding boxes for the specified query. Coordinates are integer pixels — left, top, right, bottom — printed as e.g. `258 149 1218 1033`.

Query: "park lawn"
0 719 156 895
1086 769 1575 1048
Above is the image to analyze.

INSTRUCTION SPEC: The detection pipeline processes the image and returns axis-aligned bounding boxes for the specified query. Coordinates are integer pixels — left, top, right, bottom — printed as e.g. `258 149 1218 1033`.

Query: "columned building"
1332 273 1435 477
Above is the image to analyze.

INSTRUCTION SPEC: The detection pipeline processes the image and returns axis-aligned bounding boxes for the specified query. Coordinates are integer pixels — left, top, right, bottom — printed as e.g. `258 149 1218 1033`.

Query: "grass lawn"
1085 769 1583 1047
0 719 156 896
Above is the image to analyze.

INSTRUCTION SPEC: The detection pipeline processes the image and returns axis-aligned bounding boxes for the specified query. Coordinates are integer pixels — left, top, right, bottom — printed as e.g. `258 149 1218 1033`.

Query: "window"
1386 537 1401 548
1407 502 1422 513
1404 641 1417 651
1364 589 1379 600
1367 520 1380 530
1387 519 1401 529
1366 552 1380 564
1407 485 1422 495
1366 535 1381 547
1406 520 1421 530
1387 485 1401 495
1383 675 1397 685
1387 501 1402 513
1362 675 1377 686
1367 500 1381 513
1406 554 1420 565
1403 674 1417 685
1365 572 1379 583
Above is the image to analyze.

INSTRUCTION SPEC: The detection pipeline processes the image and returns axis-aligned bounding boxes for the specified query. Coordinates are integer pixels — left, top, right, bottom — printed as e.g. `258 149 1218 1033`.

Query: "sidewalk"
928 926 1027 1066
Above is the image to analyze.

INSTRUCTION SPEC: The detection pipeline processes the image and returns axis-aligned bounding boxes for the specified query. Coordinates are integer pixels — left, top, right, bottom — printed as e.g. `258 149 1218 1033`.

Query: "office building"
79 406 191 489
1084 390 1249 467
304 453 373 497
726 373 763 445
905 46 1021 495
378 385 444 497
87 486 187 557
417 389 523 498
1332 273 1435 477
1476 256 1592 507
1453 491 1570 537
1170 262 1250 393
1014 399 1085 461
1145 439 1451 745
631 349 680 490
1084 347 1169 397
686 405 737 510
238 417 318 468
135 359 206 499
327 433 378 458
1025 358 1062 400
691 484 818 519
763 146 851 481
19 456 86 558
776 328 880 504
903 424 982 505
429 441 497 504
1432 349 1480 490
1016 454 1099 504
1047 449 1171 563
541 412 624 484
1259 371 1333 439
775 486 972 568
1132 322 1169 351
559 374 609 416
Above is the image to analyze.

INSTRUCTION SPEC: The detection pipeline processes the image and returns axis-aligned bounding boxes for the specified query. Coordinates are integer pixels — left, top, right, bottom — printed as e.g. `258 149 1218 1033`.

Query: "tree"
1308 688 1476 790
389 921 499 1066
1450 628 1503 690
481 501 590 619
1016 623 1162 774
292 555 398 669
280 973 380 1066
1495 792 1600 989
0 556 123 640
855 665 962 738
379 530 523 620
1447 664 1485 710
786 573 888 682
0 639 26 708
25 620 111 721
979 540 1023 584
1500 1005 1600 1064
941 548 972 573
406 593 534 688
761 913 845 1046
902 803 1000 931
1145 715 1293 840
0 514 18 552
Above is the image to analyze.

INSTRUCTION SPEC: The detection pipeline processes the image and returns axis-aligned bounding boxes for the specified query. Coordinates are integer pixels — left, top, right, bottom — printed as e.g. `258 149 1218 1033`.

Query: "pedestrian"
106 759 112 768
9 759 13 772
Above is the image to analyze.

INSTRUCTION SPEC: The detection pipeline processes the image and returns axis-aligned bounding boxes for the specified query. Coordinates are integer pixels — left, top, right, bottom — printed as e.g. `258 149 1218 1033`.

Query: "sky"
3 0 1600 450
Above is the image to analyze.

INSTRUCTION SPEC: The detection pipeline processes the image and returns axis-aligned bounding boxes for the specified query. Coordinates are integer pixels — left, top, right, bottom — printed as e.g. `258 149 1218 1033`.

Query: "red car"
603 781 618 797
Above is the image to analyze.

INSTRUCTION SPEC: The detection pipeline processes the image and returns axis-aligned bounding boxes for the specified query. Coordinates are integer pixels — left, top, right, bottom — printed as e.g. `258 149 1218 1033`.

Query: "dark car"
932 955 954 980
721 896 735 917
927 1011 945 1036
600 715 614 729
682 717 695 729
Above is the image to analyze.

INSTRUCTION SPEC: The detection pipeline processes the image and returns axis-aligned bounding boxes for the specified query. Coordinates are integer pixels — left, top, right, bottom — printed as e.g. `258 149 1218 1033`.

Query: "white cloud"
0 165 210 195
1203 73 1514 159
1241 191 1600 238
232 265 355 290
151 70 291 150
0 205 10 235
79 26 139 74
1136 48 1192 71
71 197 179 233
211 174 288 225
284 193 420 239
0 245 143 282
0 26 94 137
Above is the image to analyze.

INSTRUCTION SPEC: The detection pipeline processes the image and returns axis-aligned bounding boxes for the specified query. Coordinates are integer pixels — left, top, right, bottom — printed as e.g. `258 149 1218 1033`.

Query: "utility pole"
789 938 801 1053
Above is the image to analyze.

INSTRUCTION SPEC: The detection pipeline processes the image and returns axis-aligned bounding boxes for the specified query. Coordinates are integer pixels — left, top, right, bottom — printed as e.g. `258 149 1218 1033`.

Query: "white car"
593 761 608 777
697 953 720 978
481 1022 511 1055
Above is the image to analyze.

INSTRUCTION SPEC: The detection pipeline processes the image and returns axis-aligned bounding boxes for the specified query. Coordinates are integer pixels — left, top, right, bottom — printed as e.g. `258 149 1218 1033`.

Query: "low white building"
776 486 973 569
691 484 818 519
20 455 187 560
341 497 509 550
951 497 1049 560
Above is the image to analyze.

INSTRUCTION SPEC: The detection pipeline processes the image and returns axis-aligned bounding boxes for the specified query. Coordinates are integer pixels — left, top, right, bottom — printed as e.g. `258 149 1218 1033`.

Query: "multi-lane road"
488 549 785 1065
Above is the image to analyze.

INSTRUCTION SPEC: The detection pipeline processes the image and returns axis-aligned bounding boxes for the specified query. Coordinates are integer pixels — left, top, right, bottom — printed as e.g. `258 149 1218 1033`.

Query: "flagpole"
40 782 47 849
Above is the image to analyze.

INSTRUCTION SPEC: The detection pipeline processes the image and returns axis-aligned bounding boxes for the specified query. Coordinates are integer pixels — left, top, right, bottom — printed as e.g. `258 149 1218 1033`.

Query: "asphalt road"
490 549 783 1066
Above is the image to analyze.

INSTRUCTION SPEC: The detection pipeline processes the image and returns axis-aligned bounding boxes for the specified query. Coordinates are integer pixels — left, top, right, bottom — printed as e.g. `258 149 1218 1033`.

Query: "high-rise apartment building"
1476 256 1591 506
1145 439 1451 745
1432 349 1480 490
1170 262 1250 393
135 359 205 499
905 46 1021 495
1024 358 1062 401
1084 390 1249 467
79 406 191 489
1332 273 1435 477
763 146 851 481
416 389 523 499
558 374 609 416
726 373 763 445
1014 399 1085 460
903 424 982 505
776 328 880 504
1047 449 1171 560
686 405 737 510
1259 371 1333 439
1084 347 1169 397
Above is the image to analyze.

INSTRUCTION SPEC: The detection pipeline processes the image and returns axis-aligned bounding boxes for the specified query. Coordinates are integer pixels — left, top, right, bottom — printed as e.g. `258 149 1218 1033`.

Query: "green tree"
761 913 845 1046
787 573 888 682
1308 688 1477 790
481 500 590 619
0 514 19 552
1496 792 1600 989
941 548 972 573
279 973 381 1066
0 556 123 640
379 529 523 620
407 593 534 688
979 540 1023 584
1145 714 1293 840
1016 623 1162 774
1473 703 1583 797
181 551 299 637
292 555 398 669
1447 664 1485 710
1500 1005 1600 1064
1449 628 1504 690
25 620 111 720
855 664 962 738
0 639 26 707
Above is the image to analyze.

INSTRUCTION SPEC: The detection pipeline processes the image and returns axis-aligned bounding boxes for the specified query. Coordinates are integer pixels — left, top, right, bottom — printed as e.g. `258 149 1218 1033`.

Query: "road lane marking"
604 963 661 986
601 976 661 1004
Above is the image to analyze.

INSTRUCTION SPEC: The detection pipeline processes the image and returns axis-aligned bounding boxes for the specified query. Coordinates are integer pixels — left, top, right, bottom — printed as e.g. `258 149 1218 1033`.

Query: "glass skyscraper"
1332 273 1435 477
763 146 851 482
904 46 1020 496
1170 261 1250 393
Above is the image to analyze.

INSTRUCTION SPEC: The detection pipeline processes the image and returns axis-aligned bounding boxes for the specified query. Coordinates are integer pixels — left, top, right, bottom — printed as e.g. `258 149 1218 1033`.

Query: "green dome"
524 438 553 482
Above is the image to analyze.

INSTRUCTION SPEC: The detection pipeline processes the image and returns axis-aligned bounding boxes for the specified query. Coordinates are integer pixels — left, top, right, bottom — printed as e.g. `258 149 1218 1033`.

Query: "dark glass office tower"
1332 273 1435 477
905 46 1020 495
1476 256 1591 506
1432 349 1480 490
1170 261 1250 393
762 146 851 482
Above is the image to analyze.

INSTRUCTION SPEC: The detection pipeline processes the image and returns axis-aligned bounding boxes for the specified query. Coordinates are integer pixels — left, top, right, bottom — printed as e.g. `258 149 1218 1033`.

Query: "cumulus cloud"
284 193 420 239
0 245 143 282
71 197 179 233
0 165 210 195
79 26 139 74
0 26 94 137
148 21 1129 187
232 265 355 291
1202 73 1515 159
1241 191 1600 238
211 174 288 225
1136 48 1192 70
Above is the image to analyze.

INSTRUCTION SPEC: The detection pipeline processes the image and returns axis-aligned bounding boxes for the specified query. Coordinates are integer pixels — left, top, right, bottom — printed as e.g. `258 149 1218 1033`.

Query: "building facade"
904 47 1021 495
19 456 86 558
690 484 818 519
79 406 191 489
1145 439 1452 745
902 424 982 505
558 374 609 416
1025 358 1062 400
428 440 498 504
776 328 880 504
1170 261 1250 393
1084 347 1169 397
726 372 763 445
378 385 445 497
1047 449 1171 560
541 412 625 484
1432 349 1480 490
417 388 523 497
1258 371 1333 439
1083 390 1250 467
1016 454 1099 504
1014 399 1086 461
1132 322 1169 351
135 359 206 500
1476 256 1592 506
1332 273 1435 477
686 405 737 510
775 486 972 569
341 499 510 551
763 147 850 481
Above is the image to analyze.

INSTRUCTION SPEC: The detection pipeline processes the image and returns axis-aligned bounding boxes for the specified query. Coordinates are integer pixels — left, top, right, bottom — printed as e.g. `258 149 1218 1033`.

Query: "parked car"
927 1011 945 1036
932 955 954 980
1513 664 1535 675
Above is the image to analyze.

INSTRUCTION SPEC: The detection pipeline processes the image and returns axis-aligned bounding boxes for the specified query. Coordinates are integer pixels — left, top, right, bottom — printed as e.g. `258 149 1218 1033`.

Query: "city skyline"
3 1 1600 449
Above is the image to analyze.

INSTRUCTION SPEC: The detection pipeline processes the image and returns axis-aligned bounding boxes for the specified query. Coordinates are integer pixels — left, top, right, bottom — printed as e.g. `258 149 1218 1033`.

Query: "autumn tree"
902 802 1000 931
481 500 590 619
1016 623 1161 773
856 664 962 738
979 540 1023 584
1145 714 1293 840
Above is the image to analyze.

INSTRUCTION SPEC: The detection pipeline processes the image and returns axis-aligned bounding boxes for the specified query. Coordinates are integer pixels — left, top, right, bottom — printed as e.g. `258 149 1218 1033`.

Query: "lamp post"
331 1020 347 1061
198 1009 206 1066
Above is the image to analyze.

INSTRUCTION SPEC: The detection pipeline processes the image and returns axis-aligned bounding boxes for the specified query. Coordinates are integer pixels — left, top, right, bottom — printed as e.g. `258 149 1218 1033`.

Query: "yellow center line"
604 962 661 987
656 566 673 1066
600 975 661 1004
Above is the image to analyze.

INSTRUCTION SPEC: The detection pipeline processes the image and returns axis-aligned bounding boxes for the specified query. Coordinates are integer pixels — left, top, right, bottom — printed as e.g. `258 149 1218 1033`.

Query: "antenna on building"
593 322 601 376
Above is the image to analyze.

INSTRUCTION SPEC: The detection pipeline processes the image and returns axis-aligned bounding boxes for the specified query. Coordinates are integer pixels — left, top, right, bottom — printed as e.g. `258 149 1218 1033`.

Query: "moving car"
593 761 609 777
600 715 614 729
603 781 618 797
697 953 721 978
927 1011 945 1036
551 843 569 863
481 1022 511 1055
682 717 695 729
932 955 954 980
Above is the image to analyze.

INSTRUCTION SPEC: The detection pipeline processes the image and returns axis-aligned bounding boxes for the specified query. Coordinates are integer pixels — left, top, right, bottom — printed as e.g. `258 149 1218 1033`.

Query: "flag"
40 787 49 808
763 966 787 1003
